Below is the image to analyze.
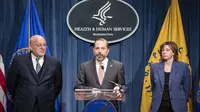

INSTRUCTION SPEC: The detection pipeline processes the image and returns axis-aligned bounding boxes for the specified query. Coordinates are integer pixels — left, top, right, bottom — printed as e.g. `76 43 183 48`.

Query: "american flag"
0 55 6 112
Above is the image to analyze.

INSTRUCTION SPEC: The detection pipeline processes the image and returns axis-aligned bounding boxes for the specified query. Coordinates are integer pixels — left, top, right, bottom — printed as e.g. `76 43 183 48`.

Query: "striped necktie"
36 58 41 74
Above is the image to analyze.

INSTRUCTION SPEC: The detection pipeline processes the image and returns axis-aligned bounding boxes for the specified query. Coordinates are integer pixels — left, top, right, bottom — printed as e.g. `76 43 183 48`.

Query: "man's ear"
29 44 33 50
107 48 110 54
92 47 95 52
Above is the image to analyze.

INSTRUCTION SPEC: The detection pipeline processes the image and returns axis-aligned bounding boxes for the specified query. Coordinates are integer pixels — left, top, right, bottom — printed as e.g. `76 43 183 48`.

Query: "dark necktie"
36 58 41 74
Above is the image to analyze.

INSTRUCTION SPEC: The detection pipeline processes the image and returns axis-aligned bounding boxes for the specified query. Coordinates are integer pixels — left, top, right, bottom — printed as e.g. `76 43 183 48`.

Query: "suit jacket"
150 61 190 112
7 53 62 112
75 59 126 90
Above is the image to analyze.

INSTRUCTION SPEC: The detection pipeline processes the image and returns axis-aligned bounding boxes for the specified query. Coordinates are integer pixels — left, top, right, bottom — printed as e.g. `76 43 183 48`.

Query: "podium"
74 89 125 112
74 89 125 101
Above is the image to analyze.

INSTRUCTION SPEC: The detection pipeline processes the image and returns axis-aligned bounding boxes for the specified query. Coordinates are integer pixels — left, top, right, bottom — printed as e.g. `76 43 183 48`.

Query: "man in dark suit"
7 35 62 112
75 38 126 97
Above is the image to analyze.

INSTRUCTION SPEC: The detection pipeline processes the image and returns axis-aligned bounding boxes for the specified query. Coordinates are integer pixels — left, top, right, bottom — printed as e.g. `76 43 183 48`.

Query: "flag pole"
28 0 31 49
168 0 172 41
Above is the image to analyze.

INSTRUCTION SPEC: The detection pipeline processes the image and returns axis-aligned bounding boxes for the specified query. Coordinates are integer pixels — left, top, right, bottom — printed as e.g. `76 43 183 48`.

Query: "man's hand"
113 86 122 97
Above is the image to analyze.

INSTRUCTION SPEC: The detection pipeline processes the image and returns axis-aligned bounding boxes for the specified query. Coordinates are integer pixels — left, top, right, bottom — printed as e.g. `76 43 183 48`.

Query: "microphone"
101 65 104 70
101 65 122 89
104 74 124 93
106 77 122 88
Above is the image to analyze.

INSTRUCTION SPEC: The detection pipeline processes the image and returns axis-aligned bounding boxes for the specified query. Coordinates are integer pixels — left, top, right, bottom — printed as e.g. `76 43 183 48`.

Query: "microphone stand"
101 65 124 92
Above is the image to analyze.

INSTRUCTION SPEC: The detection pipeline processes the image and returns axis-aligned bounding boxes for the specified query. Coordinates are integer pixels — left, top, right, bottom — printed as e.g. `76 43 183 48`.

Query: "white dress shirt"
31 53 44 71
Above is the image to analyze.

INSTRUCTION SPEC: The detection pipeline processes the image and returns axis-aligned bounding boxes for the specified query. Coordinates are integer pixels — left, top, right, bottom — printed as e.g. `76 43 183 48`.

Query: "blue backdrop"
0 0 199 112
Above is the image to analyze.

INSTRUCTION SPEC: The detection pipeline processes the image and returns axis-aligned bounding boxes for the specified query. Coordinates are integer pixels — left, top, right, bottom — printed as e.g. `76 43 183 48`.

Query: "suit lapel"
169 61 178 87
91 59 100 85
26 53 40 82
38 55 50 82
157 62 164 89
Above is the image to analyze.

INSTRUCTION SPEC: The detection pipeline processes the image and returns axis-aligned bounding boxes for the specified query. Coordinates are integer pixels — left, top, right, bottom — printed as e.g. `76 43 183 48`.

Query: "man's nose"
98 49 102 52
41 46 46 49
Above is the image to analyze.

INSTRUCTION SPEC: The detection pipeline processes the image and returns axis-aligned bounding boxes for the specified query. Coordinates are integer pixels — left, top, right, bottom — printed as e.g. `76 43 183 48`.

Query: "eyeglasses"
35 44 47 48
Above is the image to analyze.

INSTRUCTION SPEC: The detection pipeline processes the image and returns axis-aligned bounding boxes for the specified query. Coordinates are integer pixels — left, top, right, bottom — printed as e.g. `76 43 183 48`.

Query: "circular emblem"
67 0 139 43
9 48 30 67
197 90 200 103
83 99 116 112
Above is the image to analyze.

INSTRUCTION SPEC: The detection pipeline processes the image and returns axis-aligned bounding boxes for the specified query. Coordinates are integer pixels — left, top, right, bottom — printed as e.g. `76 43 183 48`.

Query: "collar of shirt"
96 57 108 75
31 53 44 70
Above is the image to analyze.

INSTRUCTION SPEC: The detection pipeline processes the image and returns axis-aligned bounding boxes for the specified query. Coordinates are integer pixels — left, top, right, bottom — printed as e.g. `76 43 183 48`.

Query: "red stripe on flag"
0 69 6 94
0 55 6 112
0 101 5 112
